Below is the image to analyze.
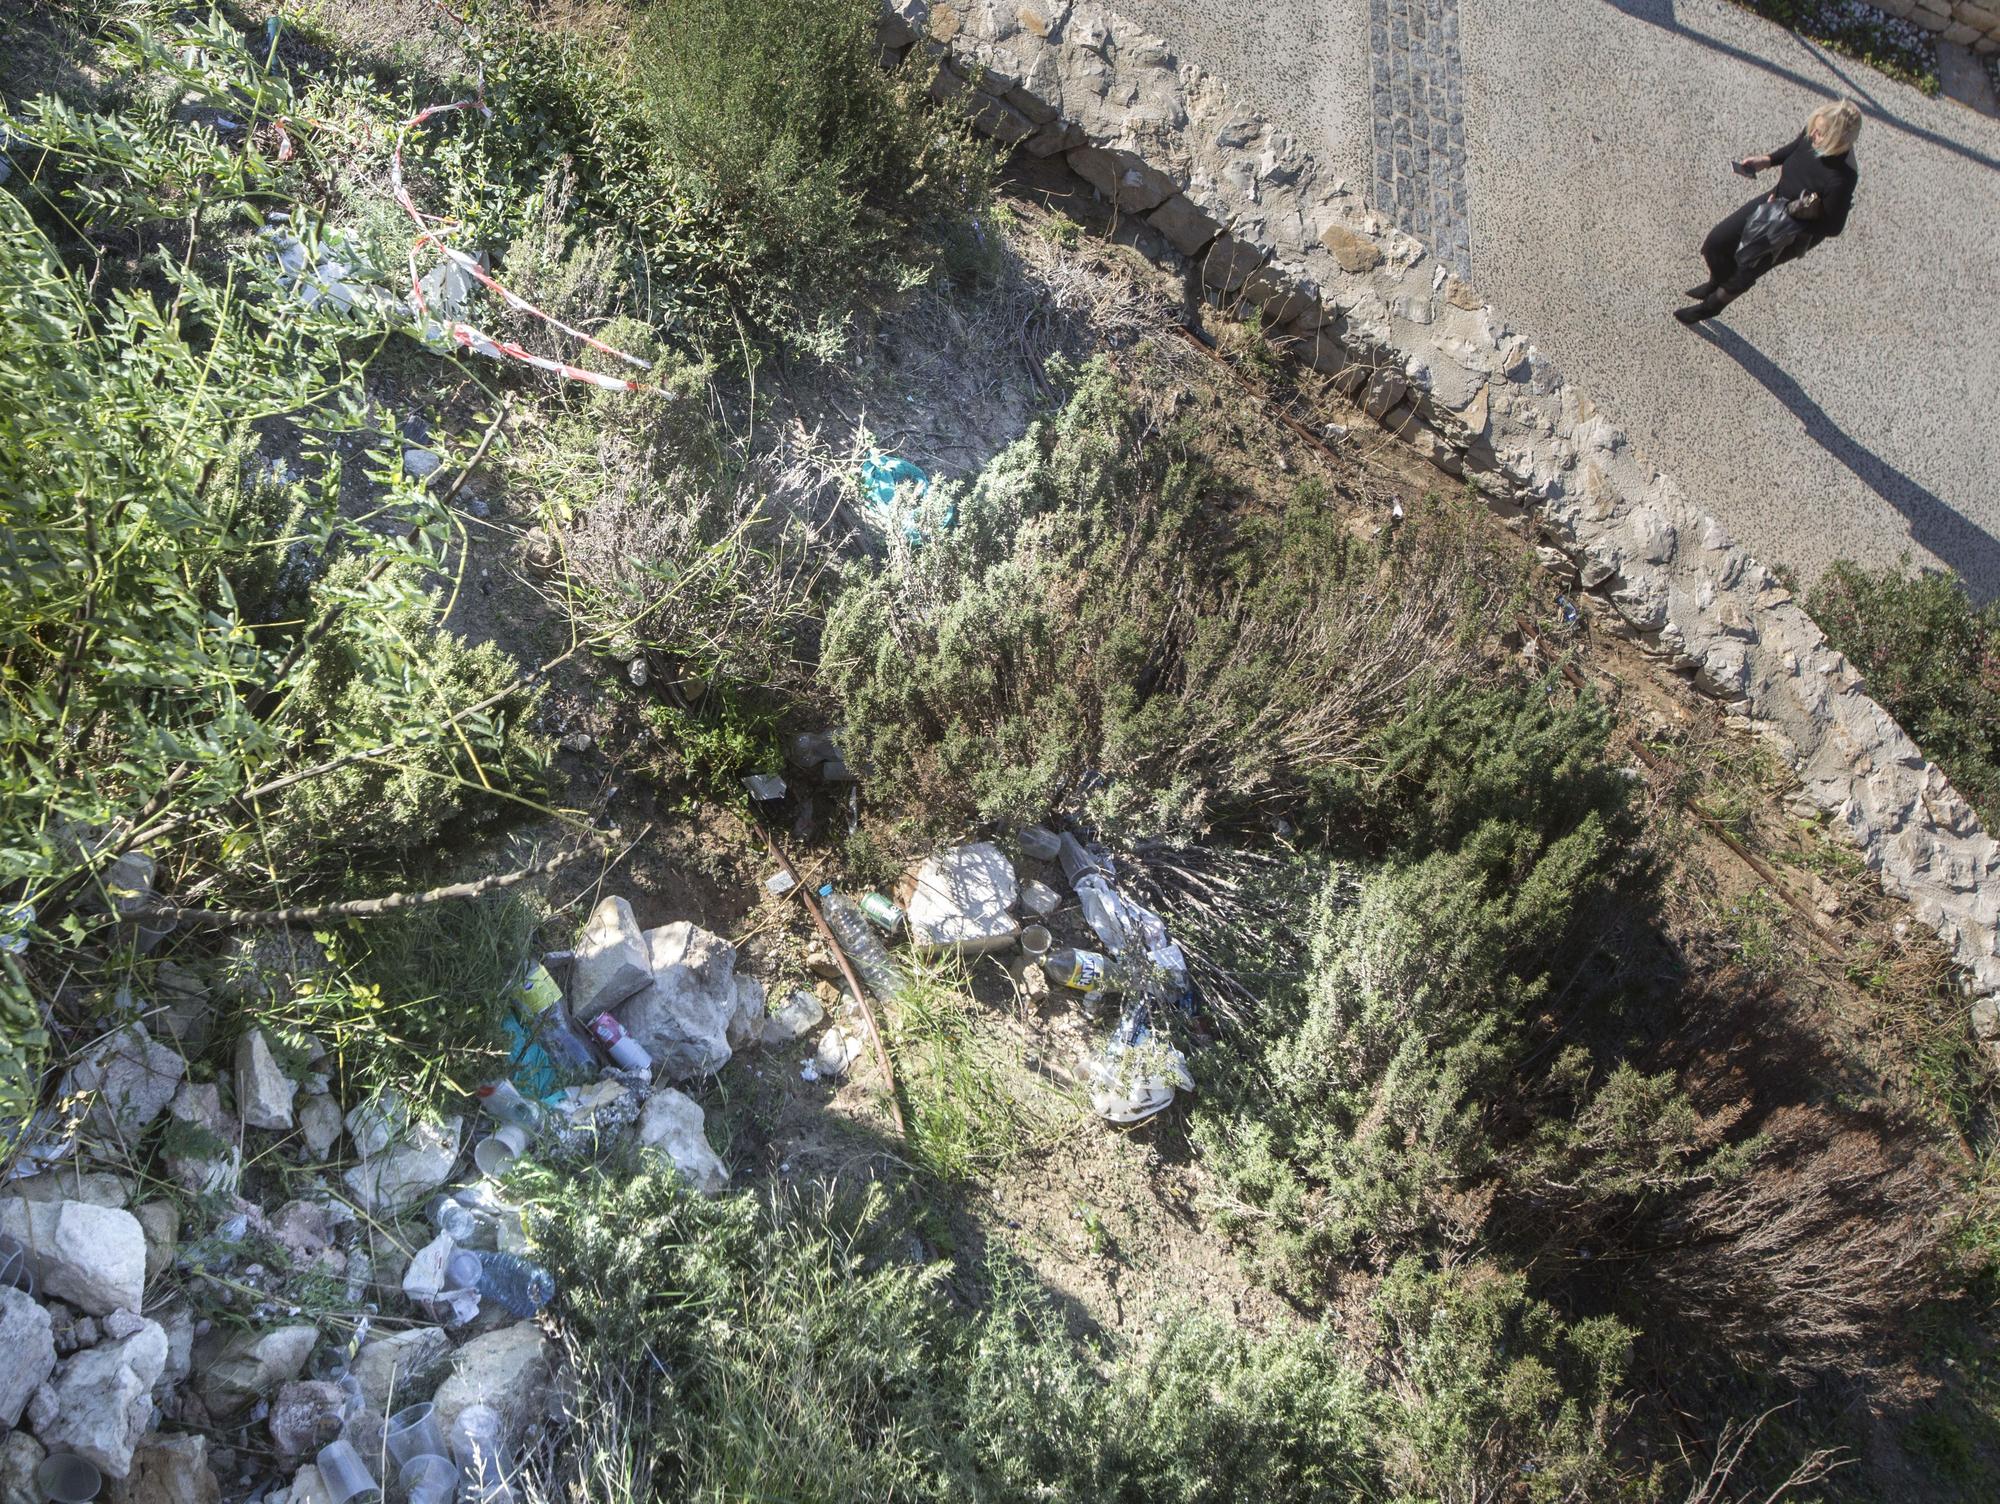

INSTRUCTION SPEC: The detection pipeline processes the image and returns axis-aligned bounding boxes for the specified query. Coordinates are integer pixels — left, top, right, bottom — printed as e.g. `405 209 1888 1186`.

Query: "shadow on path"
1603 0 2000 173
1697 321 2000 598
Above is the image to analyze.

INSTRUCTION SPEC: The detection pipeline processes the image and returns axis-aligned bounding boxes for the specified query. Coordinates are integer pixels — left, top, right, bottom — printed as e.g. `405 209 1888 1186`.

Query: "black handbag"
1736 191 1822 270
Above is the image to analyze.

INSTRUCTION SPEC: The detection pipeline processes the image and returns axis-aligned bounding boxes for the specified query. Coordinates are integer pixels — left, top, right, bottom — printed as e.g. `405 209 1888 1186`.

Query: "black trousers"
1700 195 1807 298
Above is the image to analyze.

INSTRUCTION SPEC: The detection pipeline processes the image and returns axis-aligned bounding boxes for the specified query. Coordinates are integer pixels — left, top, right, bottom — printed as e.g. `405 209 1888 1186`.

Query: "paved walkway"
1115 0 2000 599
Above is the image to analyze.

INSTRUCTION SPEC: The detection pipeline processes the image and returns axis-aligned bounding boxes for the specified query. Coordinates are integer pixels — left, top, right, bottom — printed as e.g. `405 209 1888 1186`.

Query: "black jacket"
1766 130 1858 251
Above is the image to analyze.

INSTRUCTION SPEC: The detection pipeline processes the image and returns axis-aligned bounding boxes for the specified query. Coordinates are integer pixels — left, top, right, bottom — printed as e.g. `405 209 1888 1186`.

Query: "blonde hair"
1807 99 1862 156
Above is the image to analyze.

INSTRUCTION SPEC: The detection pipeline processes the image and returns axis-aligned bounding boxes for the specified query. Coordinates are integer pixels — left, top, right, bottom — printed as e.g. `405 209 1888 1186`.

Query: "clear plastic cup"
34 1453 102 1503
384 1401 449 1468
397 1455 457 1504
314 1439 379 1504
451 1403 513 1502
1019 924 1052 960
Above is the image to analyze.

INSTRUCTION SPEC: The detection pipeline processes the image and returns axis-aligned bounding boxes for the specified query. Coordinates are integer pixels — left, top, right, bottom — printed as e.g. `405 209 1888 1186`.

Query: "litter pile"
0 891 803 1503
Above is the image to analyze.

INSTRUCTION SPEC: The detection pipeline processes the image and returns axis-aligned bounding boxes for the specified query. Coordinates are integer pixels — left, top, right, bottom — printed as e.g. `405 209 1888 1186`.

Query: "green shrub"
822 359 1515 842
1808 557 2000 831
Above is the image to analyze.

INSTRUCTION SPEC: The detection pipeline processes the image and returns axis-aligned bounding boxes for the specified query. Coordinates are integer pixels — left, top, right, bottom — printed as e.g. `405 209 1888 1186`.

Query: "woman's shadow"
1696 322 2000 601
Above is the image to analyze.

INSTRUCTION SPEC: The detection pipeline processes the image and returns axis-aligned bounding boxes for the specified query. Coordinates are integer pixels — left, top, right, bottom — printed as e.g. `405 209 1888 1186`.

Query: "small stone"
25 1383 57 1434
296 1093 343 1159
133 1200 179 1283
0 1198 147 1314
109 1431 220 1504
36 1319 168 1478
163 1082 238 1197
1320 220 1384 273
221 927 329 1007
234 1030 298 1130
267 1201 331 1262
814 1026 863 1078
635 1089 728 1194
571 897 653 1016
10 1171 133 1208
0 1287 56 1427
0 1431 45 1504
65 1023 185 1140
758 990 825 1047
350 1326 452 1413
268 1380 347 1458
344 1092 409 1159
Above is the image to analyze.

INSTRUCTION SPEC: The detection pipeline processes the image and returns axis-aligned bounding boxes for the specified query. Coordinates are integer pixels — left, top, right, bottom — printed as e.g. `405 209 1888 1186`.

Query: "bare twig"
129 845 592 929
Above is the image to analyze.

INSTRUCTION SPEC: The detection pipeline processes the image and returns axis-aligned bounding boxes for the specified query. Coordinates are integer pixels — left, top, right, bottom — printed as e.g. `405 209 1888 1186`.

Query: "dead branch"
128 845 592 929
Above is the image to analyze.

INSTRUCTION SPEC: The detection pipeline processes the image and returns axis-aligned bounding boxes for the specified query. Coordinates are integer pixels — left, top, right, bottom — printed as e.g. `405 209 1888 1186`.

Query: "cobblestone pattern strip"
1369 0 1472 278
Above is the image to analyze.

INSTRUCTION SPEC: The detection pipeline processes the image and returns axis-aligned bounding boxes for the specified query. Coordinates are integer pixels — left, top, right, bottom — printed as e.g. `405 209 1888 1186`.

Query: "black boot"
1683 279 1716 299
1674 291 1729 325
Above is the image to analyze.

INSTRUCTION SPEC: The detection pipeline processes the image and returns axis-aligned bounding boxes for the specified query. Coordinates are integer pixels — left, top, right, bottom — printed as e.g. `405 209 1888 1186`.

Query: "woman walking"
1677 98 1861 326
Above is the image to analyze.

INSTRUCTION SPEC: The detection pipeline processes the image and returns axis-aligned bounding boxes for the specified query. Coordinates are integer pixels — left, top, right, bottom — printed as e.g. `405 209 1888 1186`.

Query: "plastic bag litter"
1085 1007 1195 1125
264 219 397 317
859 450 956 542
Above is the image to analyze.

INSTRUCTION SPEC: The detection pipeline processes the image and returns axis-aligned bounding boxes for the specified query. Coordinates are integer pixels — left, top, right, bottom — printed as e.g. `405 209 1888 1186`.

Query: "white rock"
635 1089 728 1194
0 1432 46 1504
234 1029 298 1130
133 1200 178 1283
10 1170 133 1208
162 1081 238 1196
1020 878 1062 917
0 1198 146 1314
615 923 738 1081
343 1115 462 1215
350 1326 452 1413
0 1287 56 1427
725 975 767 1050
64 1022 185 1139
297 1093 343 1158
907 842 1020 955
429 1322 552 1448
195 1324 317 1419
35 1319 167 1478
344 1091 409 1158
758 990 825 1047
570 897 653 1017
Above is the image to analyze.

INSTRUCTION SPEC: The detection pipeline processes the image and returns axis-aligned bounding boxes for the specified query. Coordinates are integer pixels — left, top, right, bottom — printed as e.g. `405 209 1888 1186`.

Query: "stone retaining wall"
1874 0 2000 57
881 0 2000 1019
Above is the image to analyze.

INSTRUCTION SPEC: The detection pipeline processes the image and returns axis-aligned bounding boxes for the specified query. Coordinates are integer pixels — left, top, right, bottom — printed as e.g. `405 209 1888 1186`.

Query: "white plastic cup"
34 1454 102 1503
473 1124 529 1178
1019 924 1052 960
314 1440 379 1504
445 1249 484 1292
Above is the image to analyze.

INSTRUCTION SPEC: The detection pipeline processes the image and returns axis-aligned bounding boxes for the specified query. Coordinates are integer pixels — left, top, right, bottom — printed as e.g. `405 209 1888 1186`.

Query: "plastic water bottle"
818 887 907 1000
473 1251 555 1317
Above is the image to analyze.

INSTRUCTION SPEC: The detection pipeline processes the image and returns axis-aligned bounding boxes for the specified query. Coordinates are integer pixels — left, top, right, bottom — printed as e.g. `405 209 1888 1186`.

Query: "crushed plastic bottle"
473 1251 554 1318
817 887 907 1000
1044 948 1111 1006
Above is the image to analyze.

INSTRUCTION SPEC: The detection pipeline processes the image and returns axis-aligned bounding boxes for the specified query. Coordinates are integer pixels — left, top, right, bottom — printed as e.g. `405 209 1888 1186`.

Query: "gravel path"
1114 0 2000 598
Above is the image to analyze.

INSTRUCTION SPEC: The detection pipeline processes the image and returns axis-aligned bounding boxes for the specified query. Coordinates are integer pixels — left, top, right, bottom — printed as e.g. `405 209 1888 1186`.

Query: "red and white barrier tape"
389 90 658 394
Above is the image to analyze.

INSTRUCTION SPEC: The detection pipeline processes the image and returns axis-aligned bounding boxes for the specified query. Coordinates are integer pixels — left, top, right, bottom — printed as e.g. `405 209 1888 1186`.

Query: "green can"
518 962 564 1013
860 893 904 934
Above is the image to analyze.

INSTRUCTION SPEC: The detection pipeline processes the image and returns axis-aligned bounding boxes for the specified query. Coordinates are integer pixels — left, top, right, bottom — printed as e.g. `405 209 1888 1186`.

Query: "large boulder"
907 842 1020 955
0 1197 146 1314
570 897 652 1017
109 1432 220 1504
635 1089 728 1194
194 1323 317 1420
0 1287 56 1427
349 1326 452 1413
35 1319 168 1478
429 1323 552 1448
64 1023 185 1140
233 1030 298 1131
343 1115 462 1214
615 923 738 1081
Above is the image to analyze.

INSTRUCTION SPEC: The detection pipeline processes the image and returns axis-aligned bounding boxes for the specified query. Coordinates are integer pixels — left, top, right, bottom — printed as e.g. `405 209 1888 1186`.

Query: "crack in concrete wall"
883 0 2000 1020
